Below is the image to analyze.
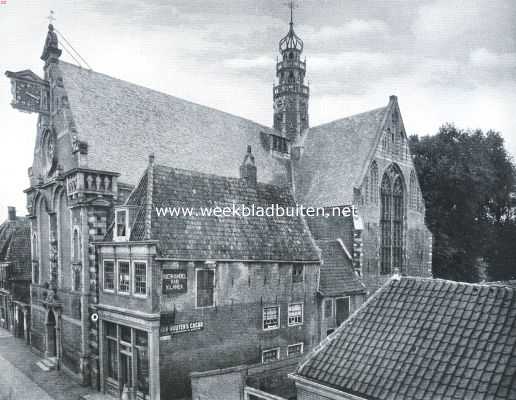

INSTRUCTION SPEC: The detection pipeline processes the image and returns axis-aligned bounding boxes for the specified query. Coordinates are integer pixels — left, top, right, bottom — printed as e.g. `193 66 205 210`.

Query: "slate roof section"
0 217 31 279
294 102 392 207
108 163 320 262
297 277 516 400
58 61 290 186
316 240 365 296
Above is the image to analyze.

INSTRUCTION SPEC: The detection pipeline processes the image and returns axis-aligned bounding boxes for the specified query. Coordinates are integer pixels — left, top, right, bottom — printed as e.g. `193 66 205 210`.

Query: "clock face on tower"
13 81 47 113
42 128 57 175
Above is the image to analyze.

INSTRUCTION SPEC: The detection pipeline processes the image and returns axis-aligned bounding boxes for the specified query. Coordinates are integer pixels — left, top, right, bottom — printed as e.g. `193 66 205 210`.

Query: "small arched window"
370 161 378 203
72 228 81 263
32 232 38 261
32 232 39 284
289 52 294 60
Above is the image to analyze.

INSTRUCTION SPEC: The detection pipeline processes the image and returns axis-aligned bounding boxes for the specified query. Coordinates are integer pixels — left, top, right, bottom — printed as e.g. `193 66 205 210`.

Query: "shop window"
287 343 304 357
262 348 280 363
292 264 303 283
136 330 149 396
263 306 280 330
288 303 303 326
134 262 147 296
104 260 115 291
118 261 130 294
196 268 215 308
105 322 118 380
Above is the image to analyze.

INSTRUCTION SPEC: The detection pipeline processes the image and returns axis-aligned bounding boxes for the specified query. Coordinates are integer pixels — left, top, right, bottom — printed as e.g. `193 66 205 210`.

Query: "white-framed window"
288 303 303 326
292 264 304 283
263 306 280 330
114 209 129 241
133 261 147 296
287 343 304 357
103 260 115 292
262 348 280 364
118 260 130 294
196 268 215 308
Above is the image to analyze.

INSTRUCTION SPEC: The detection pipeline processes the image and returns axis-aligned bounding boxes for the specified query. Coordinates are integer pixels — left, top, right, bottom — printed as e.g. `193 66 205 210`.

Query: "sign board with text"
162 269 187 294
160 321 204 339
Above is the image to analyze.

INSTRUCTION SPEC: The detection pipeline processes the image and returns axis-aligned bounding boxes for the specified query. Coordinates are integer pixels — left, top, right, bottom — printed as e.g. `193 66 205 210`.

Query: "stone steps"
36 356 57 371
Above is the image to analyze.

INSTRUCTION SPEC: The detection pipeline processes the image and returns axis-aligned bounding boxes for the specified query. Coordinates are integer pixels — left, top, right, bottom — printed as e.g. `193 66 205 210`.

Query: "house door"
335 297 350 326
120 348 133 394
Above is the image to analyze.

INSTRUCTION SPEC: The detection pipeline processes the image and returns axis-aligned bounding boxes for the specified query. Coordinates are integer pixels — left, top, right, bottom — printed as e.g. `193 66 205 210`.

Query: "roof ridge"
59 61 277 133
153 163 290 193
401 275 516 289
310 105 388 130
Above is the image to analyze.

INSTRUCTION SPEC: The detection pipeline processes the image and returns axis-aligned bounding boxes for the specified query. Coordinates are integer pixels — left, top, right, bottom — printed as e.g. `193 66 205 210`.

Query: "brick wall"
158 261 319 399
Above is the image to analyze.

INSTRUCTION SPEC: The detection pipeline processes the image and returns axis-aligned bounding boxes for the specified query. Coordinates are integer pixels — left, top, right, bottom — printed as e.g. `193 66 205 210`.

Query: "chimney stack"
240 145 257 187
7 207 16 222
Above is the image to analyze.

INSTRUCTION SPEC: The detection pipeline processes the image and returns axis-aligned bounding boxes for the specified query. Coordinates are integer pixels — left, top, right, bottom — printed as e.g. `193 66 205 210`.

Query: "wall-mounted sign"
160 321 204 339
162 269 187 294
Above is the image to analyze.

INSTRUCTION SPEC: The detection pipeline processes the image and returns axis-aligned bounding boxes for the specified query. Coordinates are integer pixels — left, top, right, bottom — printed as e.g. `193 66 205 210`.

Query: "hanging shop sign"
160 321 204 339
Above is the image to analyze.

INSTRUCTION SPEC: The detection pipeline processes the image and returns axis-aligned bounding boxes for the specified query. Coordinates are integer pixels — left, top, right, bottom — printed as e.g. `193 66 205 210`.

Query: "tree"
409 124 515 282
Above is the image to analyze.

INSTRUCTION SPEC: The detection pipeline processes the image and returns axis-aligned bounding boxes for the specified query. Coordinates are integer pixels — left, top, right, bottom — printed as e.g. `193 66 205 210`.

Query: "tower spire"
273 2 309 141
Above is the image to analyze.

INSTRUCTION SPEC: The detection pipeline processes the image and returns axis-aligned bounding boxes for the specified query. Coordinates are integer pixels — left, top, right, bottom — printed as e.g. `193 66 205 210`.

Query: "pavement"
0 328 106 400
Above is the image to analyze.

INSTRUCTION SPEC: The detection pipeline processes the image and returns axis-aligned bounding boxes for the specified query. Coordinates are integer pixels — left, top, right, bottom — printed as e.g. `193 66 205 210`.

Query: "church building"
5 9 432 400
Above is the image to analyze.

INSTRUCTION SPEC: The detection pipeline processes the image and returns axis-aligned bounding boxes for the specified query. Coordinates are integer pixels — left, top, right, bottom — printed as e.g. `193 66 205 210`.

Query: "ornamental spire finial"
285 0 298 25
47 10 56 25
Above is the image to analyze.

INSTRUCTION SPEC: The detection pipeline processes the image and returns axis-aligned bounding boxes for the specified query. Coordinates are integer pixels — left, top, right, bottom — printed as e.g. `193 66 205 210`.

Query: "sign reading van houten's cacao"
162 269 187 294
160 321 204 339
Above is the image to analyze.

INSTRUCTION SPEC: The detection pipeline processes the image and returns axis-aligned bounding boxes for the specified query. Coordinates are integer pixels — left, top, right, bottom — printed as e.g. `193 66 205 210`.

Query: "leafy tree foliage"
409 124 515 282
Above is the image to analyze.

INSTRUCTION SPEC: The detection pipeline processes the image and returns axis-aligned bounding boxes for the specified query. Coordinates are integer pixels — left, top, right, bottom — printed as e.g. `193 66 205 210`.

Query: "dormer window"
114 208 129 241
272 135 289 154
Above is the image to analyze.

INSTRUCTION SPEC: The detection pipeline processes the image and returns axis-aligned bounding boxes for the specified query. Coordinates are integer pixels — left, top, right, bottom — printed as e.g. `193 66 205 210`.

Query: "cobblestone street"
0 329 96 400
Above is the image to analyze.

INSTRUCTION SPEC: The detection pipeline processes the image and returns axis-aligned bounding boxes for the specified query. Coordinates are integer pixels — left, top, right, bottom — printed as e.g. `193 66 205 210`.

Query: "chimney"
7 207 16 222
240 145 257 187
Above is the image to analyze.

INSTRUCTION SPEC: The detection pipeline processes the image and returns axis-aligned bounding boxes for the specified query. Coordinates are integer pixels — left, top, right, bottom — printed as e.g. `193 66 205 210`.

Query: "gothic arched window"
370 161 378 203
380 165 405 275
380 174 392 274
32 232 39 284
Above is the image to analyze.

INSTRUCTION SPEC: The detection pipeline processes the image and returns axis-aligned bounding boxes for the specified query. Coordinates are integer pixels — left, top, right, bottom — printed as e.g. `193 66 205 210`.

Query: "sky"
0 0 515 216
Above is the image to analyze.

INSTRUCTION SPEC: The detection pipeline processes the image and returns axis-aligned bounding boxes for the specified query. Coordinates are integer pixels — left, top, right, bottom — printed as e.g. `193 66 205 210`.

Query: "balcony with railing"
276 59 306 74
65 168 119 201
273 83 309 98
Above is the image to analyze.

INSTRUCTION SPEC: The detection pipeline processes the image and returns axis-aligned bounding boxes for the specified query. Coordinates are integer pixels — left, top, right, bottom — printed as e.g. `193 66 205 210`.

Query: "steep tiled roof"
316 240 365 296
0 218 31 279
294 104 390 207
108 163 320 262
58 61 289 186
297 277 516 400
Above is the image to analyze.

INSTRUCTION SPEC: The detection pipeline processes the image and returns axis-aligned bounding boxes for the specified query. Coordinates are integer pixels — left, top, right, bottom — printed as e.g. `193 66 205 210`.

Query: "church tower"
273 4 309 141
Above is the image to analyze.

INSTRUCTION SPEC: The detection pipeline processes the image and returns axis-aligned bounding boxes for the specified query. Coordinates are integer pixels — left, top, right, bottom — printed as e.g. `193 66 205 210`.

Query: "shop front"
98 310 160 400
